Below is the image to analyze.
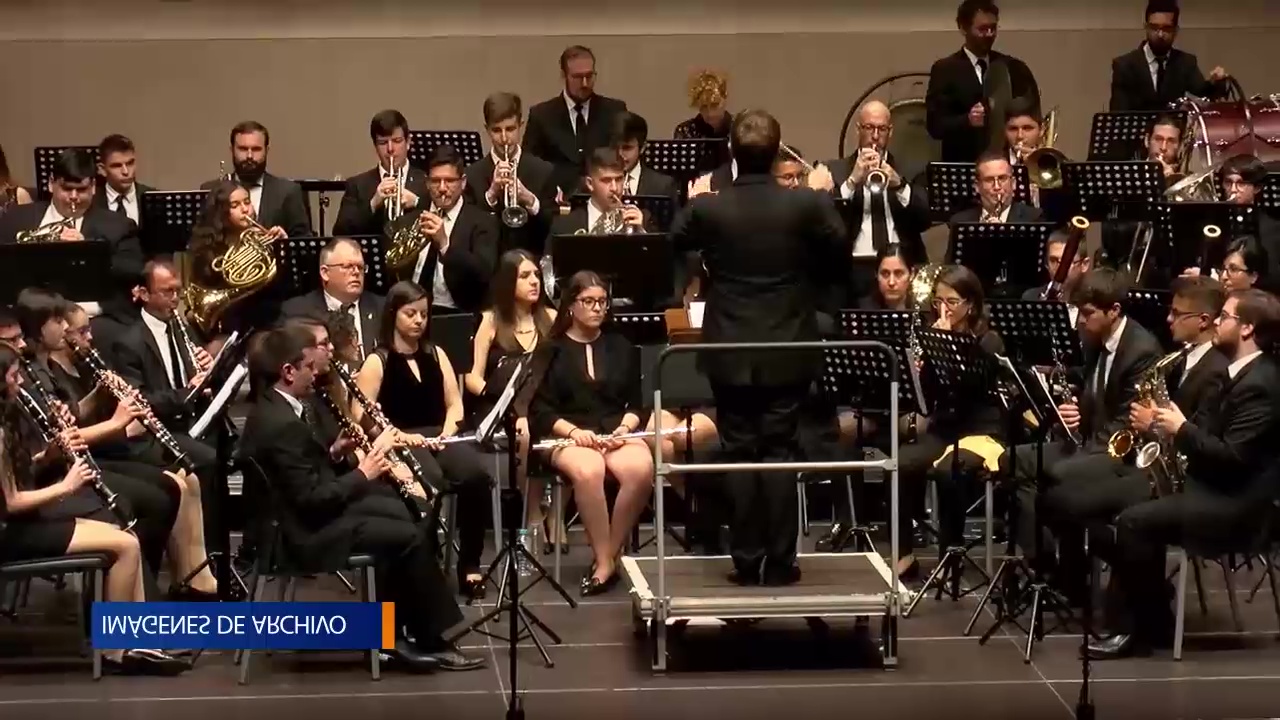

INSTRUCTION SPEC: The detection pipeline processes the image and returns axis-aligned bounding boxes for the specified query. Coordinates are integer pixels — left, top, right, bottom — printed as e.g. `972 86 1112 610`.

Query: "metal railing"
650 340 904 625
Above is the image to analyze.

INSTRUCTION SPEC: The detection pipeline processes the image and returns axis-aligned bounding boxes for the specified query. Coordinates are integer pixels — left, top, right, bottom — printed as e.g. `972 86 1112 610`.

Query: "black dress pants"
405 429 494 576
999 440 1088 562
711 382 807 576
345 491 463 643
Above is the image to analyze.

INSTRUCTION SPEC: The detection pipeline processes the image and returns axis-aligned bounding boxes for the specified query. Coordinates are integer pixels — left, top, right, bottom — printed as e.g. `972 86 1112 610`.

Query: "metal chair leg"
553 481 563 586
1174 550 1188 661
364 567 380 681
1192 559 1209 616
1223 558 1243 632
237 570 269 682
91 568 103 681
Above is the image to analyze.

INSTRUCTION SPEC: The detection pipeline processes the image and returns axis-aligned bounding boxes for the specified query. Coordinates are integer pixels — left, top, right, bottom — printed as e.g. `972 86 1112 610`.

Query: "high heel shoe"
540 518 570 555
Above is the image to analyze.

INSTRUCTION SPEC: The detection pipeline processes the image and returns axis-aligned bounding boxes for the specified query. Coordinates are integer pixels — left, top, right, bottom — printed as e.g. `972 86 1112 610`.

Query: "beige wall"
2 0 1276 193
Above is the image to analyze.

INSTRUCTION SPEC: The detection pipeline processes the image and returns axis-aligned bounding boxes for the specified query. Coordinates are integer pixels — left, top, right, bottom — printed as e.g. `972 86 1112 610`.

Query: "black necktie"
300 402 313 428
976 58 988 82
1092 347 1111 397
573 104 587 154
341 303 365 361
1155 56 1167 96
869 191 890 253
114 196 127 216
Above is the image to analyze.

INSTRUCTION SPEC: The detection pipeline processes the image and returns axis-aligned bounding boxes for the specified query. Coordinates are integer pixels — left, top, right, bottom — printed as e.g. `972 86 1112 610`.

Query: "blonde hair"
687 69 728 109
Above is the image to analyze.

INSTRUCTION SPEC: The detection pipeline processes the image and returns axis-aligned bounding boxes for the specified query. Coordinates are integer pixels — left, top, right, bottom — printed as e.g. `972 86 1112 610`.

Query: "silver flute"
533 426 689 450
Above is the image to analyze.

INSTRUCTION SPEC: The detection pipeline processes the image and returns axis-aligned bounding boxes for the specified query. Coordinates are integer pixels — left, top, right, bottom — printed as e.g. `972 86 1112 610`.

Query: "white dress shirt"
233 174 263 215
105 184 140 224
414 200 462 309
623 164 642 196
39 204 84 232
1094 315 1127 392
487 148 542 216
840 176 912 257
1143 42 1163 92
275 388 304 418
1228 350 1263 380
963 47 989 84
324 290 364 354
1181 340 1215 384
141 309 185 388
586 198 608 232
564 92 591 133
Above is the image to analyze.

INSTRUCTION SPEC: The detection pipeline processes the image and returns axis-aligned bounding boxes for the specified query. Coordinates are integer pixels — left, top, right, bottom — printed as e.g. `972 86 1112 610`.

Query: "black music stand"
903 328 993 614
452 353 576 682
407 131 484 169
1060 160 1164 222
279 234 392 296
140 190 208 256
1157 201 1241 275
988 301 1084 370
948 222 1055 298
296 179 347 234
33 145 99 201
0 242 113 305
1087 111 1185 161
609 311 670 346
926 162 1031 222
1124 289 1174 350
642 139 729 187
1261 173 1280 212
548 232 674 311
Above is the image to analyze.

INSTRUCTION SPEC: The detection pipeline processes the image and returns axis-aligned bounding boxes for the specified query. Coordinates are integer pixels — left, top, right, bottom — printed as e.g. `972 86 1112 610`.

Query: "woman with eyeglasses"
529 271 654 595
465 249 569 553
1219 235 1270 293
891 265 1006 579
353 281 494 600
0 343 190 675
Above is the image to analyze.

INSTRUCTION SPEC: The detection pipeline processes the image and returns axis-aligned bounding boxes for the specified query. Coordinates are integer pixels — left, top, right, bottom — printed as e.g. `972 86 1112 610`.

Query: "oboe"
329 361 432 492
313 381 429 521
14 380 136 532
532 426 689 450
74 345 194 474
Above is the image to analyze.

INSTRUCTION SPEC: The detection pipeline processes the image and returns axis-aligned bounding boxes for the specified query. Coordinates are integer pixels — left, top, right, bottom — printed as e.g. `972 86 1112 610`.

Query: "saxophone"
1107 345 1192 495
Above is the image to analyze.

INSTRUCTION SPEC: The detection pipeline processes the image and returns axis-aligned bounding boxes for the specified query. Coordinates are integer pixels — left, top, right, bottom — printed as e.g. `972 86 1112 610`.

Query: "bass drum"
1178 88 1280 174
838 73 939 189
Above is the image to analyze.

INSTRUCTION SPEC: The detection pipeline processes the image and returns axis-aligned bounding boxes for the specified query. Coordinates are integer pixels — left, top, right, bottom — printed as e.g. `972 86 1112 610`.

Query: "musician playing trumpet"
333 110 426 238
950 152 1042 226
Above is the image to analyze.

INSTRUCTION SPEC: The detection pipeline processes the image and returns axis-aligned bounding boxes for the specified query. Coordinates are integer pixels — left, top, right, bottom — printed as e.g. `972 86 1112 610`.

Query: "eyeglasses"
1218 310 1240 321
933 296 965 308
325 263 366 274
857 123 892 135
577 297 609 310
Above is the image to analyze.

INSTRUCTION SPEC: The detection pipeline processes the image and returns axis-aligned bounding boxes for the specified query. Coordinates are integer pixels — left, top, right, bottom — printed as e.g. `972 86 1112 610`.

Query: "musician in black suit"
1100 114 1184 272
397 146 497 315
1107 1 1229 113
92 134 154 229
549 148 653 237
1043 276 1228 600
1089 288 1280 658
1021 227 1092 305
239 325 485 672
200 121 312 239
332 110 428 239
672 110 849 585
0 149 144 315
609 112 679 209
1000 268 1163 568
812 100 931 305
925 0 1040 163
464 93 558 257
281 237 384 361
949 153 1042 225
523 45 628 197
1220 155 1280 281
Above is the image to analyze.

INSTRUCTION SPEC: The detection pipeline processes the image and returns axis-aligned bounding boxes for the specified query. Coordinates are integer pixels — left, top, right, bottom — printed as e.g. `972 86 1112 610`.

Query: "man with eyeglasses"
523 45 629 200
1089 288 1280 658
1023 228 1092 313
281 237 384 360
1108 0 1228 113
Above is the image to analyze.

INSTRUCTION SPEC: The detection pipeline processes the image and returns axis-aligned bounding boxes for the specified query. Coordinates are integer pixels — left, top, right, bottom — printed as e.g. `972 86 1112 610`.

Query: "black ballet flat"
581 571 619 597
458 572 487 602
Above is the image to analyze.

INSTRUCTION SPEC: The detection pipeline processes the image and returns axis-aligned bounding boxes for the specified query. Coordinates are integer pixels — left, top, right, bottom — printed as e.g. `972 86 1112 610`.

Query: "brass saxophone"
1107 345 1193 495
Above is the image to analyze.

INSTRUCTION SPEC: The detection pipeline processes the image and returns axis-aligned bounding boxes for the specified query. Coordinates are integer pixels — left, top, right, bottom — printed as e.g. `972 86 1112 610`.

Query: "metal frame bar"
650 341 901 670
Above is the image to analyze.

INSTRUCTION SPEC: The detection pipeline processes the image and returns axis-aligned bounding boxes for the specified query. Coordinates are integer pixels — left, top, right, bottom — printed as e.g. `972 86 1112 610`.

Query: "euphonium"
17 199 79 243
498 144 529 229
1025 108 1068 190
1107 345 1192 468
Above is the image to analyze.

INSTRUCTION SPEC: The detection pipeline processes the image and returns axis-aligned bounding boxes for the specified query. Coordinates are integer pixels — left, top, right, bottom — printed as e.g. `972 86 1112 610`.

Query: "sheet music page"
475 356 525 441
688 301 705 329
189 361 248 440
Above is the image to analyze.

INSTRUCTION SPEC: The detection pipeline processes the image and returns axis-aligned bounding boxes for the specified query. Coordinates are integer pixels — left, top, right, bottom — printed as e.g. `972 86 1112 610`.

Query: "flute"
533 426 689 450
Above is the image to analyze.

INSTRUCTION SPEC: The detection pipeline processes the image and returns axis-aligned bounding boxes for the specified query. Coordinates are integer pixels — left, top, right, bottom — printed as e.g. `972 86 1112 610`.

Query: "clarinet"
14 379 137 532
329 361 433 499
313 381 430 521
75 345 195 474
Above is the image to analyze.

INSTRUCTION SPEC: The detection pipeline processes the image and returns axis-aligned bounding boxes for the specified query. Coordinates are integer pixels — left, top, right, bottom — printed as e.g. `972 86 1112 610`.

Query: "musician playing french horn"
1086 289 1280 659
549 148 648 238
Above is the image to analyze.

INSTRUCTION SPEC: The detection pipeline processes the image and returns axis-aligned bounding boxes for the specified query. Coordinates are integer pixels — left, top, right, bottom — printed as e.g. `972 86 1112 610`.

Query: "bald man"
810 101 930 307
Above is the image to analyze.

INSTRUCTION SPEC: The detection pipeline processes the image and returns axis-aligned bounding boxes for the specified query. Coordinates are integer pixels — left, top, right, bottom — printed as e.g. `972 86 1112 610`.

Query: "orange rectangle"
380 602 396 649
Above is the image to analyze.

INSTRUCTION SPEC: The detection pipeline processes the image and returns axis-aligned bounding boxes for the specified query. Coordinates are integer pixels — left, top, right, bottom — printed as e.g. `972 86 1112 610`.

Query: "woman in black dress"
0 343 189 675
464 250 568 550
0 143 33 219
354 281 493 599
530 271 654 595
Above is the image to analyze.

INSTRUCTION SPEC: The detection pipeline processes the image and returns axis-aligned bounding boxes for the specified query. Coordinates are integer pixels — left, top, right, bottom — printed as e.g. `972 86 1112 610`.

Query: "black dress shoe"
414 641 487 671
383 639 444 672
1085 633 1152 660
168 586 220 602
727 566 761 585
815 523 853 553
763 563 802 587
105 649 191 676
581 570 620 597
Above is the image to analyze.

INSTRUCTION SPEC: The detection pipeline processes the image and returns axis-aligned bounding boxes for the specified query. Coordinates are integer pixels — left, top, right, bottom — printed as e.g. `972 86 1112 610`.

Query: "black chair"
0 551 111 680
232 458 382 684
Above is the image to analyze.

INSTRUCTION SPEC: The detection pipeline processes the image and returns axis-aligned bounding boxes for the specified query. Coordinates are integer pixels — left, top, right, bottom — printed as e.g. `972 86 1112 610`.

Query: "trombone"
498 144 529 228
1024 107 1067 191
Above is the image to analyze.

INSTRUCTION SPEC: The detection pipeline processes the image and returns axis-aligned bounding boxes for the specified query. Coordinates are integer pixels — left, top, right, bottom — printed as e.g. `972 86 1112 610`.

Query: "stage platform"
622 552 909 671
3 528 1280 720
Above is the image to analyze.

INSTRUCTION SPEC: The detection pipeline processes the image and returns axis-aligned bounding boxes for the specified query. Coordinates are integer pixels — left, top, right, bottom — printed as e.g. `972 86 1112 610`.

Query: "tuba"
182 215 280 335
1025 107 1068 190
1107 345 1192 482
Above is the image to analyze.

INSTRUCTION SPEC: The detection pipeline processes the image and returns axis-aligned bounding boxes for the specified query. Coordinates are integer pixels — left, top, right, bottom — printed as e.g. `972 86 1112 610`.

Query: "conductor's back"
672 109 849 586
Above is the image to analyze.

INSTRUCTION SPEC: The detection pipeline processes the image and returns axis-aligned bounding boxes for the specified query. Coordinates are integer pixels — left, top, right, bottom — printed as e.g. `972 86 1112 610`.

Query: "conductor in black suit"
1088 288 1280 658
395 145 497 315
523 45 628 198
239 325 485 672
92 134 155 230
333 110 428 239
0 148 144 314
926 0 1040 163
464 92 559 257
1108 1 1229 113
673 110 849 586
281 237 384 361
200 121 312 239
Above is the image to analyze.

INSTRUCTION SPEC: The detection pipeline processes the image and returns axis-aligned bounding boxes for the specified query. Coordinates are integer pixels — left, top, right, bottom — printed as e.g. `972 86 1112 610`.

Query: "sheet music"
994 353 1081 446
474 355 526 442
688 301 705 329
189 362 248 440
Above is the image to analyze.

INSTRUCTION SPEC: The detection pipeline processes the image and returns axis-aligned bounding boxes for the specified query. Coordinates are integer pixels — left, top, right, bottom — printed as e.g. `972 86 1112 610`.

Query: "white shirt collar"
1104 316 1127 355
140 308 169 335
1228 350 1263 379
564 92 590 121
491 146 521 166
1183 340 1215 376
432 196 462 220
105 184 134 204
274 387 304 418
963 47 989 69
586 198 608 231
40 203 83 231
624 164 642 194
1143 42 1160 67
324 290 358 311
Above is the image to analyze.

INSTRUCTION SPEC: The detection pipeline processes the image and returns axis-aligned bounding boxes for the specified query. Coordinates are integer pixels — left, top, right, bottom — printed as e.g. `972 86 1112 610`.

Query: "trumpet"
854 145 888 195
533 426 689 451
382 158 404 223
17 199 78 243
498 144 529 229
